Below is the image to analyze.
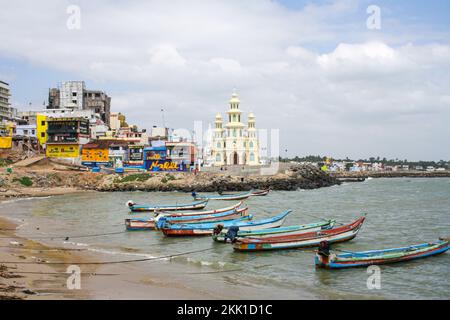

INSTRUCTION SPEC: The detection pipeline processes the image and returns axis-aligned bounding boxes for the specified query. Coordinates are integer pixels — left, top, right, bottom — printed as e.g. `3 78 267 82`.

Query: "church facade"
210 92 260 166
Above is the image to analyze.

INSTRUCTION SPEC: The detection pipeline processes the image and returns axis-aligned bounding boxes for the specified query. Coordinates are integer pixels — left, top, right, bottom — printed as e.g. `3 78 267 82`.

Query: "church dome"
229 92 240 104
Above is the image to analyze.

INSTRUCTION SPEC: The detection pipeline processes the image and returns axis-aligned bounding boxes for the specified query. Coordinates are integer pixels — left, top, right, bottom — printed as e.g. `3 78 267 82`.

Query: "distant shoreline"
330 170 450 179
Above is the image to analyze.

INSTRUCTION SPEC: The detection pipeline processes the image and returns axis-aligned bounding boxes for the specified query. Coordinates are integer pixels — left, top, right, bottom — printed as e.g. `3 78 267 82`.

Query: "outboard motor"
126 200 135 208
224 226 240 243
191 191 197 198
318 240 330 257
156 217 168 230
213 224 224 236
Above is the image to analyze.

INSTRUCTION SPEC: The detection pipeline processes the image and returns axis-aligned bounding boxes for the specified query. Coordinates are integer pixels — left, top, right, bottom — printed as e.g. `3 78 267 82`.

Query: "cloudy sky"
0 0 449 161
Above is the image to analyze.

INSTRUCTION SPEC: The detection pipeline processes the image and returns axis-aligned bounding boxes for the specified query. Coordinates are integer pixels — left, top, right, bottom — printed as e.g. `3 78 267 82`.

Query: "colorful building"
144 146 187 172
81 140 111 167
0 122 15 149
45 117 90 159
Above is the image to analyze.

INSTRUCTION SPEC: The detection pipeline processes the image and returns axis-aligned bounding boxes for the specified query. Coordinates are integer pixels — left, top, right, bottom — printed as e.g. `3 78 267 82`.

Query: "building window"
72 92 77 97
249 141 254 148
72 100 77 104
216 154 221 161
250 153 255 162
217 142 221 148
41 132 45 138
41 121 45 126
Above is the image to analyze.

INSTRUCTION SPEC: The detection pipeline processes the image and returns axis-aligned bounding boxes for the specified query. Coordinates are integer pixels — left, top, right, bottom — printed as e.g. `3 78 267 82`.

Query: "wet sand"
0 216 227 300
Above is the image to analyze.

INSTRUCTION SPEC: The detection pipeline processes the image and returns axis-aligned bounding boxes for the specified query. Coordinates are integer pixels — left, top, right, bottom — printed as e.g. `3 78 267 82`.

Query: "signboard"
129 147 144 161
46 144 80 158
147 160 187 172
82 148 109 163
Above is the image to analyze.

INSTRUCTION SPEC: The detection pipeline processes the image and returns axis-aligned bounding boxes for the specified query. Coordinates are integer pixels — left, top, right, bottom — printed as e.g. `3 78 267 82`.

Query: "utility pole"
161 108 166 129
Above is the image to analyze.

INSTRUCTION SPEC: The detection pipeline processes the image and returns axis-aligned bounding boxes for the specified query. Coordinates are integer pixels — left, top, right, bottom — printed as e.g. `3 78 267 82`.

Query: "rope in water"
0 245 88 251
0 230 128 240
0 246 215 265
0 271 119 276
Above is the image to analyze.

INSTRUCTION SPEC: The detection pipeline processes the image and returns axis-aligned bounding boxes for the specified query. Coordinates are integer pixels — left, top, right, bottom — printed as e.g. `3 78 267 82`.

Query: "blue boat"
160 210 292 236
315 239 450 269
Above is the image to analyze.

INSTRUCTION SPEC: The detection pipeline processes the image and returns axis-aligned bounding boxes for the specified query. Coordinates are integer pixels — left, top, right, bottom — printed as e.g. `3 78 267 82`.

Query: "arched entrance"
232 152 239 165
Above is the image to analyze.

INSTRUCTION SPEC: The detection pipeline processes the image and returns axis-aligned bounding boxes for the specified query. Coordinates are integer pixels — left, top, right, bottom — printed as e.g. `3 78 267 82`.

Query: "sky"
0 0 449 161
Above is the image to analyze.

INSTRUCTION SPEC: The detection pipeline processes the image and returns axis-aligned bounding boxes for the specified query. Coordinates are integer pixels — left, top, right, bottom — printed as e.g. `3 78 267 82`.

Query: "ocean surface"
1 178 449 299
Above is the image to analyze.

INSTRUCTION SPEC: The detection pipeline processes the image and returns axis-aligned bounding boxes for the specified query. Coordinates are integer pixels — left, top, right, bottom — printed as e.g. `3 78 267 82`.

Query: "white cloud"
0 0 449 160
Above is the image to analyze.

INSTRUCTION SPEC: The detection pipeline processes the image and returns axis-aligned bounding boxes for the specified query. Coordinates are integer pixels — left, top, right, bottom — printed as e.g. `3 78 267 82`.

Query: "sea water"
1 178 449 299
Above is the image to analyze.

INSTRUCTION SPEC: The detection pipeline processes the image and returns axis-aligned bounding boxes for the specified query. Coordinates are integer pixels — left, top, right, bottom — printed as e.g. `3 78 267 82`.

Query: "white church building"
209 92 260 166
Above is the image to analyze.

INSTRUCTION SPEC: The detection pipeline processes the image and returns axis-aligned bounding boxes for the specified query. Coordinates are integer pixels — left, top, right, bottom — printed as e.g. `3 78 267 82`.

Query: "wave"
0 196 52 204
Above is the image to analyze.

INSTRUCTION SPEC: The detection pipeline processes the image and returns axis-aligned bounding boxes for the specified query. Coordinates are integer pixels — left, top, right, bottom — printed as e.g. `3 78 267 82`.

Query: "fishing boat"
212 219 336 243
191 191 253 201
157 201 243 217
232 217 365 252
315 238 450 269
125 207 249 231
251 189 270 196
161 210 292 237
127 199 208 212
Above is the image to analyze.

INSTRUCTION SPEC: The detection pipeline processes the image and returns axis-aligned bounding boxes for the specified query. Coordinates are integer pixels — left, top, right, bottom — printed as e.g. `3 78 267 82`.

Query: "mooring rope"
0 230 128 240
0 271 119 276
0 245 88 251
0 246 216 265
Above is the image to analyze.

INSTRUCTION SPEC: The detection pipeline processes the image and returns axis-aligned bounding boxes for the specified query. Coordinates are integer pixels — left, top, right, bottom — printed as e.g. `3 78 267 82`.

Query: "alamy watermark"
366 265 381 290
366 5 381 30
66 5 81 30
66 265 81 290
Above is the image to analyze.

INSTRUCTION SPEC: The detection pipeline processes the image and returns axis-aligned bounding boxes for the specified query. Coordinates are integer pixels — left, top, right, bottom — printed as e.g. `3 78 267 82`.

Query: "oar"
299 212 343 225
333 248 372 257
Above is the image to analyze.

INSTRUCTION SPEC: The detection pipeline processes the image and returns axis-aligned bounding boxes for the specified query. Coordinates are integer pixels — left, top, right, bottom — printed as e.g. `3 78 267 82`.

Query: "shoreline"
0 216 94 300
330 170 450 178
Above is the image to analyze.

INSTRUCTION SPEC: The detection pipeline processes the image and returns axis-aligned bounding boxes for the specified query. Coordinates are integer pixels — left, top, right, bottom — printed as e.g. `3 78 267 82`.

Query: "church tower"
225 91 246 165
208 91 260 167
211 113 225 165
246 112 259 165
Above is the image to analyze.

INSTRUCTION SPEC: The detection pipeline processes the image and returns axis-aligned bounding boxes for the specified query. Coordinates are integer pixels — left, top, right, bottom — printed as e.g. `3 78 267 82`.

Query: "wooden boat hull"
162 210 292 237
251 189 270 196
125 207 249 231
129 200 208 212
315 240 450 269
233 217 365 252
193 191 252 201
213 220 335 243
152 201 243 217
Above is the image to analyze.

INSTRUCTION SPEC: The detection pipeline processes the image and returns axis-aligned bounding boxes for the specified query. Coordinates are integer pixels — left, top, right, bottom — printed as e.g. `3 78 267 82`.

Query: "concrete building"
0 81 11 121
210 92 260 166
47 81 111 126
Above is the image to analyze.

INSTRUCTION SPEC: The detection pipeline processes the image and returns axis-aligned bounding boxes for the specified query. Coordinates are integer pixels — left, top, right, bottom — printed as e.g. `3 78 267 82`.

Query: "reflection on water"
1 178 449 299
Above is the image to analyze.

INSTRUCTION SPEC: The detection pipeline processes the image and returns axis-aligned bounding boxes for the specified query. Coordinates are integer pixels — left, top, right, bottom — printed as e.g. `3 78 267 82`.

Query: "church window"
216 154 221 161
249 141 254 148
250 153 255 161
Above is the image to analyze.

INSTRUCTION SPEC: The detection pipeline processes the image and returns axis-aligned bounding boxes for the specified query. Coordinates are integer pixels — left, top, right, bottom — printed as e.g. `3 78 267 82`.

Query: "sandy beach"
0 214 234 300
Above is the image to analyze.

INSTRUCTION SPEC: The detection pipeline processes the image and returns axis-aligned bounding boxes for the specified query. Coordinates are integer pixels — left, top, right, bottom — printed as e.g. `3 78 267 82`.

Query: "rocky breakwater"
95 164 339 192
0 164 339 197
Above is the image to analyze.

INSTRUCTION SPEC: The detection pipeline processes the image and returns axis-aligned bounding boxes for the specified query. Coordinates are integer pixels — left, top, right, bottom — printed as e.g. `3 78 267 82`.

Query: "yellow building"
36 114 48 146
46 144 80 158
81 141 110 164
0 122 15 149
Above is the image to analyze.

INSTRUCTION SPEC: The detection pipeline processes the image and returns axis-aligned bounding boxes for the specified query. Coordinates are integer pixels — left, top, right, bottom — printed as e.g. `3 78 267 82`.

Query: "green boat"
212 219 335 243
